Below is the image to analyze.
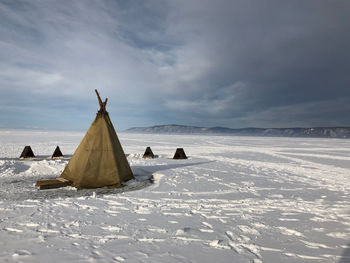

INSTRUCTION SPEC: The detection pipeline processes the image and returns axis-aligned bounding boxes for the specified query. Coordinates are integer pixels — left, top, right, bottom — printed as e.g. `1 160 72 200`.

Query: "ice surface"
1 130 350 262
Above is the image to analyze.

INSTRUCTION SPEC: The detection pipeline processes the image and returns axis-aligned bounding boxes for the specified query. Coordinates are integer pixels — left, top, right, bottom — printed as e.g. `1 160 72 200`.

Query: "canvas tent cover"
59 90 134 189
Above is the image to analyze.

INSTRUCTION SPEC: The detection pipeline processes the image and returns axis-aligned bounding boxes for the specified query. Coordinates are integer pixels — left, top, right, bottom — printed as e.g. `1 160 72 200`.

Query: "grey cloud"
0 0 350 130
158 0 350 127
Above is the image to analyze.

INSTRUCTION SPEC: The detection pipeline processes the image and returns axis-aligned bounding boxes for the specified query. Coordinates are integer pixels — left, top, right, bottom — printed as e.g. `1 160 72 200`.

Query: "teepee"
59 90 134 189
143 146 155 159
52 146 64 158
20 146 35 158
173 148 187 159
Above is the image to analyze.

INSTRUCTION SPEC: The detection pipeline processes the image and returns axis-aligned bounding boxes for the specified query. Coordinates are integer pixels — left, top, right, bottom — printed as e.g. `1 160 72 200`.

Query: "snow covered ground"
1 129 350 262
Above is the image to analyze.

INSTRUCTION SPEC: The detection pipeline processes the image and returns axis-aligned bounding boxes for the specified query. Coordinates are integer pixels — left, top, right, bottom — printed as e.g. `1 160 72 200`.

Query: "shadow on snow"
0 161 212 201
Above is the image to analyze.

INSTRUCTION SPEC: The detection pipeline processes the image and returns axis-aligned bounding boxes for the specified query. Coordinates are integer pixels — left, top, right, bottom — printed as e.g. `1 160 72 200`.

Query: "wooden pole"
95 89 103 108
95 89 108 113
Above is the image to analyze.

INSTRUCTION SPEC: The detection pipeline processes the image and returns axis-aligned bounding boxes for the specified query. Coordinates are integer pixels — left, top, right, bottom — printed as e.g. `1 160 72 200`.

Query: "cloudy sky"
1 0 350 130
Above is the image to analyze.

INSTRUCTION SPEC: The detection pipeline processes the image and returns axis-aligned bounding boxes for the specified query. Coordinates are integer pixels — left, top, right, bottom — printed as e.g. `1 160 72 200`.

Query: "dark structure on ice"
20 146 35 158
173 148 187 159
52 146 64 158
143 147 155 159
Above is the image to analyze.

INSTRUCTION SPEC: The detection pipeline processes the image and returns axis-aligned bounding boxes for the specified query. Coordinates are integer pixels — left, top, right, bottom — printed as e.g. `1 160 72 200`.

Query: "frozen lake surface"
1 130 350 262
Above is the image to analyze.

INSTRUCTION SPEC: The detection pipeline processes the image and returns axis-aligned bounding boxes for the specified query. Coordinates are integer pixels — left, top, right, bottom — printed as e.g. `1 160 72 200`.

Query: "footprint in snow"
5 227 23 233
238 225 260 236
202 222 213 229
114 256 125 262
12 250 31 257
207 239 231 250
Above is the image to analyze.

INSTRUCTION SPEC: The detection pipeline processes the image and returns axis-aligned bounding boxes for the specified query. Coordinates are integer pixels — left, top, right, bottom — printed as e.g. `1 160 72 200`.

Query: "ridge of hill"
126 124 350 138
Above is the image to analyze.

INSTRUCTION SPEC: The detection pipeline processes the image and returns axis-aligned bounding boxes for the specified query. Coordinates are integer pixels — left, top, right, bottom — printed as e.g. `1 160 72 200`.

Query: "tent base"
142 155 154 159
75 182 123 190
36 179 72 190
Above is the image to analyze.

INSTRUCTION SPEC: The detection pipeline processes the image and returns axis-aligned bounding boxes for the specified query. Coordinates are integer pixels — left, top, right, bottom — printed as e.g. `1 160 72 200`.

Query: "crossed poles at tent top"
19 146 188 160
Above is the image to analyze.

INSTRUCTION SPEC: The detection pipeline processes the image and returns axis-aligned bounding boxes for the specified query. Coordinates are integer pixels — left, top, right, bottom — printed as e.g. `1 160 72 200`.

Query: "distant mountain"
126 125 350 138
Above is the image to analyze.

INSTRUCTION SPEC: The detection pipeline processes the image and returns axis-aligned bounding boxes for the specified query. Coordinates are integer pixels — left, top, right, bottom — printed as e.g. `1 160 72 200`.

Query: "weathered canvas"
59 90 134 189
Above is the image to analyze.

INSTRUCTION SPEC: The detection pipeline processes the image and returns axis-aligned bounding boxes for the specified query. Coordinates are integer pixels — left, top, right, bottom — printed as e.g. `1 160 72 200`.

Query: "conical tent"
143 146 154 158
52 146 64 158
59 90 134 189
173 148 187 159
20 146 35 158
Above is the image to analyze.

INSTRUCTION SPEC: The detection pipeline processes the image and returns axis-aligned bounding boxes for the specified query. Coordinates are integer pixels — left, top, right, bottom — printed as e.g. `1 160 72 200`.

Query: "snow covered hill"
127 125 350 138
1 130 350 262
